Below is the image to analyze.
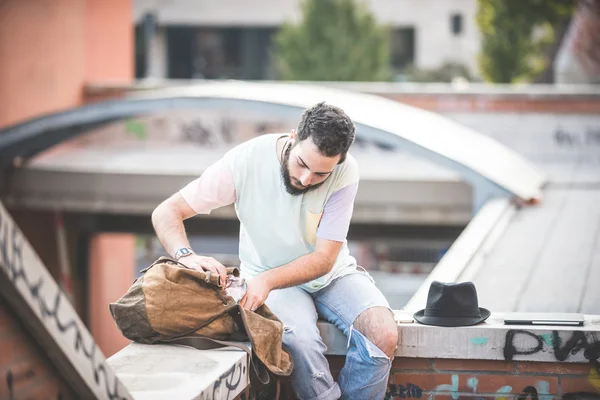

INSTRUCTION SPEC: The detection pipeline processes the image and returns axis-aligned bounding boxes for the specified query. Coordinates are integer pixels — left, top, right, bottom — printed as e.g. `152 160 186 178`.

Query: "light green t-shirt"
181 134 360 292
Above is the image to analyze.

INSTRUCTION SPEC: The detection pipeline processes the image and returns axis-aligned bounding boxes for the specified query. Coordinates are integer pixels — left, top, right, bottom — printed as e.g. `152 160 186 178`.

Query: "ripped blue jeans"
264 270 392 400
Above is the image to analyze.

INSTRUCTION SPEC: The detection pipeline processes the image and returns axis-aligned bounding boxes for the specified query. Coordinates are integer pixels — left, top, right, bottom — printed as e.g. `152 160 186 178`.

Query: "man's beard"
280 143 325 196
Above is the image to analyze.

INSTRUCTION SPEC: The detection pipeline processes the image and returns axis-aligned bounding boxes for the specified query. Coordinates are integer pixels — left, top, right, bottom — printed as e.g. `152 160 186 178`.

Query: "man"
152 102 398 400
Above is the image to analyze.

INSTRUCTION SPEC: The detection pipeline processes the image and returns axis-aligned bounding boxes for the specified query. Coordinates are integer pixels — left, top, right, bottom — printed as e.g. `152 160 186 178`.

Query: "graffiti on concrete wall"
554 127 600 147
447 113 600 164
121 113 292 148
0 204 132 400
504 330 600 366
199 360 247 400
180 118 235 146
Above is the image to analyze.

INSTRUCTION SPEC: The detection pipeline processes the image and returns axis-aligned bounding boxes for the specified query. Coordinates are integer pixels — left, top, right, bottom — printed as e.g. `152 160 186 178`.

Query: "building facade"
133 0 481 81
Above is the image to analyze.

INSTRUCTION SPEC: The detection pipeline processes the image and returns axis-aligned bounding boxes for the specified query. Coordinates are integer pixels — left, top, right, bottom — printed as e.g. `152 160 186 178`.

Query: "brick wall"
378 93 600 114
0 0 133 129
0 297 76 400
83 83 600 114
233 355 600 399
327 355 600 400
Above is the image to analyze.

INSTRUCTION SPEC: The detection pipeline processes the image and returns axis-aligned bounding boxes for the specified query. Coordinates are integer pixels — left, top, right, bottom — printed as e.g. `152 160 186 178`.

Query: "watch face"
176 248 193 259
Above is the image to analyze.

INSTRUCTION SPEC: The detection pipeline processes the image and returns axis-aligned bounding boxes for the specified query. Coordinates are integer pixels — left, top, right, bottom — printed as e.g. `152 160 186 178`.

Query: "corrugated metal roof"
472 184 600 314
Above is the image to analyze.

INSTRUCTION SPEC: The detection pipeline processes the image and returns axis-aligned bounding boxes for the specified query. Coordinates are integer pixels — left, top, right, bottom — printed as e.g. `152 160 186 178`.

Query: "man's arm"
151 158 237 286
151 192 196 258
239 238 341 311
151 193 229 285
262 239 341 289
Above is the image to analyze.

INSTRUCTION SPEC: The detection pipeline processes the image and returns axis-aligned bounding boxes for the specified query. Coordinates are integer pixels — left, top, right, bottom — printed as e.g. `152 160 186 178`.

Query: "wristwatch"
174 247 194 260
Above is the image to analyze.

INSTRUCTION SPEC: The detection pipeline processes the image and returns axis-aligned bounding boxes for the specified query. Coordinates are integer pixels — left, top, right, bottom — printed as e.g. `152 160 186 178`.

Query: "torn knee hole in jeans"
348 324 391 362
283 326 292 333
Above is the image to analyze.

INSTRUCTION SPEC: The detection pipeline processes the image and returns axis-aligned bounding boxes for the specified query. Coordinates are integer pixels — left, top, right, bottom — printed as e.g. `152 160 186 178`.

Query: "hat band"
424 308 481 318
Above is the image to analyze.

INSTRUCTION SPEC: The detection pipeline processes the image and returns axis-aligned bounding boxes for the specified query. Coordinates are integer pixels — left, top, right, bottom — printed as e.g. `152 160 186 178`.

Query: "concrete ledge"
108 343 248 400
108 313 600 399
320 312 600 364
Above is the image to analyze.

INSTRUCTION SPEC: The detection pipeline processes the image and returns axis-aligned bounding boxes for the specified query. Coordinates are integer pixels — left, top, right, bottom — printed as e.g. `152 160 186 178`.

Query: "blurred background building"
1 0 599 362
133 0 480 81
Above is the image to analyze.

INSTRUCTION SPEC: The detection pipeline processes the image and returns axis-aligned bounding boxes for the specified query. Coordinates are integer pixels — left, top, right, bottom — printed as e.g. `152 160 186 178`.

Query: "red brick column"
88 233 136 358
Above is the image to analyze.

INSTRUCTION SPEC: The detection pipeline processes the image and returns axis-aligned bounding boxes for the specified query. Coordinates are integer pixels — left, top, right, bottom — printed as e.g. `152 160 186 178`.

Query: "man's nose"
300 171 312 186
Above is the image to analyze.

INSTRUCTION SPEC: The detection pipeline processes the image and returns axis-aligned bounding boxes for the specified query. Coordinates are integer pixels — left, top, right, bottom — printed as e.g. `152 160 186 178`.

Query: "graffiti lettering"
552 331 600 364
180 119 235 146
5 368 67 400
5 368 34 400
385 383 423 399
504 330 544 360
504 330 600 369
516 385 538 400
554 127 600 147
213 361 244 399
198 361 246 400
0 208 129 400
181 120 215 146
587 129 600 145
427 375 550 400
389 375 600 400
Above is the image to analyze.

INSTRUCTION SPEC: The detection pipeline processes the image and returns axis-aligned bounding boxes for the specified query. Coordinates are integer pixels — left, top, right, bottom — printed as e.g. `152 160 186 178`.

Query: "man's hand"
178 254 227 286
240 275 272 312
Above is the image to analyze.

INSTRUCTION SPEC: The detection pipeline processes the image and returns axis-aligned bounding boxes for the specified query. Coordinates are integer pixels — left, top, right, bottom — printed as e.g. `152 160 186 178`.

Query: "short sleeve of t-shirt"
179 157 237 214
316 182 358 242
316 155 360 242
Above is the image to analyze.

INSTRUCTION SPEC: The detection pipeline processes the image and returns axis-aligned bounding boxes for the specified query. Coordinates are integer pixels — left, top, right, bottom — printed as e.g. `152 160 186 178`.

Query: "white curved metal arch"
131 81 546 201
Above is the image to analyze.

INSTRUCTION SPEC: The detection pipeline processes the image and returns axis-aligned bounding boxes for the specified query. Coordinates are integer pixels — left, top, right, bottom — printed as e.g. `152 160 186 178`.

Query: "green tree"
274 0 391 81
476 0 574 83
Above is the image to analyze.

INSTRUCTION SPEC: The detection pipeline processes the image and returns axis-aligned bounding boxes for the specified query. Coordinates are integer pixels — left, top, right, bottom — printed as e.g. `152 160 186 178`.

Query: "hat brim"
413 308 491 327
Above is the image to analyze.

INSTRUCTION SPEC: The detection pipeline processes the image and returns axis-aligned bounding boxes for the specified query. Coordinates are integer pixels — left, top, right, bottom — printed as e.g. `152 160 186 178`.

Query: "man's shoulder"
343 153 358 171
328 152 359 191
336 152 359 177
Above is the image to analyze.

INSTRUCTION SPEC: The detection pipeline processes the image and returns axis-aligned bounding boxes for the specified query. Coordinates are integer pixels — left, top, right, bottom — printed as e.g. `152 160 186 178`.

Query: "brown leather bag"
109 257 293 387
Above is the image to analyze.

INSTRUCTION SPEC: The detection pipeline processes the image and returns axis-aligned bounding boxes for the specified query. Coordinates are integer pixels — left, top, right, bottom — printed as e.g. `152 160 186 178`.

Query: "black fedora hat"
413 281 490 327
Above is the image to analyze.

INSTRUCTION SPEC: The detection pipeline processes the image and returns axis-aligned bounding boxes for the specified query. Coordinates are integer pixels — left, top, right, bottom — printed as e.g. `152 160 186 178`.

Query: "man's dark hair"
296 102 355 164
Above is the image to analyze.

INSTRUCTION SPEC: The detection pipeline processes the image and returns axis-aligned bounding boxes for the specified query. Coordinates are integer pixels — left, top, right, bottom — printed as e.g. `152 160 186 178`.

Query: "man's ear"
290 129 297 143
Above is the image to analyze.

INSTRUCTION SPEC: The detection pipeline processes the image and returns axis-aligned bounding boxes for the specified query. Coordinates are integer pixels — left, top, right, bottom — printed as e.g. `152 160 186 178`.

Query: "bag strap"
162 335 271 386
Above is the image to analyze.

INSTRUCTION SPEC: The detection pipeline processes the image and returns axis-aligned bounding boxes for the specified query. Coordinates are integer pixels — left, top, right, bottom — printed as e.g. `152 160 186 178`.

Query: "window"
451 13 463 36
389 28 415 72
166 27 276 80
